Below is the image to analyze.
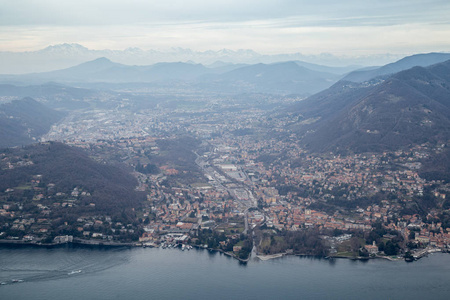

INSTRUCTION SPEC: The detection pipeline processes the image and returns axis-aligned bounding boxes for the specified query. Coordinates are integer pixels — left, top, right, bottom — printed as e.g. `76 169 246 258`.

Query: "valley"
0 54 449 262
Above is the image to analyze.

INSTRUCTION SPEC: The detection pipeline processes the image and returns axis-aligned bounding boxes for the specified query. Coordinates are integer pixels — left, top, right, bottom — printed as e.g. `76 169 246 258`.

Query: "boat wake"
0 246 129 285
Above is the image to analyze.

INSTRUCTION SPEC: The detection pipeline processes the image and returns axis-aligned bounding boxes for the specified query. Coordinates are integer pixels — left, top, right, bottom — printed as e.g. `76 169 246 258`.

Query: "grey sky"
1 0 450 54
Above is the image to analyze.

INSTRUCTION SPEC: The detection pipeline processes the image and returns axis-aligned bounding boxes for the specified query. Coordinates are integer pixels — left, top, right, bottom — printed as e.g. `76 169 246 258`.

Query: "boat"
12 279 24 283
68 270 82 275
405 256 415 262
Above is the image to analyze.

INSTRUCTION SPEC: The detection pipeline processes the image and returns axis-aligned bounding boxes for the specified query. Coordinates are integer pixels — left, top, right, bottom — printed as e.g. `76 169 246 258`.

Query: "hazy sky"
1 0 450 55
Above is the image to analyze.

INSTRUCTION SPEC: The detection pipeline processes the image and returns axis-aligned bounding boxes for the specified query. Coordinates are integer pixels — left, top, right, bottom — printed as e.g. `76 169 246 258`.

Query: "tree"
350 237 361 254
404 251 414 261
359 248 369 257
384 241 400 256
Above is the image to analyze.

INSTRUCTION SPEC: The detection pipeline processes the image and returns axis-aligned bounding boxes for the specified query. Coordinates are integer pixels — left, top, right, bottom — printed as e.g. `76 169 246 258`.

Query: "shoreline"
1 239 446 263
0 239 252 263
191 244 251 263
256 253 286 261
0 239 134 248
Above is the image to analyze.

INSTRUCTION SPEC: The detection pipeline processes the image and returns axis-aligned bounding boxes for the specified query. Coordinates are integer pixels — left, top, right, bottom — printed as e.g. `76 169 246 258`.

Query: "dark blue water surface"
1 245 449 300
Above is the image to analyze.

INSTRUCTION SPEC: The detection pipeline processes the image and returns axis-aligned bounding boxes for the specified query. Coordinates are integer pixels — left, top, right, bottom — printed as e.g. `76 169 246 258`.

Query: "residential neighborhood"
1 96 449 261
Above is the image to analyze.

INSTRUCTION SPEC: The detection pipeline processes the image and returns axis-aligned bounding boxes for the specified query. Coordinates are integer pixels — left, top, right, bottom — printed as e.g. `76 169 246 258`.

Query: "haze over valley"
1 1 450 297
0 50 449 262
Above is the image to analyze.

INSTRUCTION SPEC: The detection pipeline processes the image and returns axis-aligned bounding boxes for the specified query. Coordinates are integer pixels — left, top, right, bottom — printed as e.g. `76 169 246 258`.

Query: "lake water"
1 244 450 300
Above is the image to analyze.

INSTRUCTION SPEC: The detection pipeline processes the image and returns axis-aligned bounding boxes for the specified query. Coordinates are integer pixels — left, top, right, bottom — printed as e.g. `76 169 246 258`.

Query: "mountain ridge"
0 43 397 74
0 97 64 148
0 142 144 217
343 52 450 83
0 58 343 95
289 59 450 153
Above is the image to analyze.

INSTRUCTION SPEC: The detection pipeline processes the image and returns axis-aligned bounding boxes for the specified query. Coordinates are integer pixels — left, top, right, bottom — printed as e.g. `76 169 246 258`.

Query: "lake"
1 245 449 299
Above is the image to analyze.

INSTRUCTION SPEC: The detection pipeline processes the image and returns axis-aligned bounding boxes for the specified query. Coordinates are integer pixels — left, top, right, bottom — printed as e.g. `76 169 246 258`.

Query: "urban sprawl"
1 95 449 261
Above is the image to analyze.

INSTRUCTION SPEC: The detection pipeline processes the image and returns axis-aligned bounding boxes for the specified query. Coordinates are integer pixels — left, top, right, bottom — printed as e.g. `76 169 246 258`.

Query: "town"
1 93 449 262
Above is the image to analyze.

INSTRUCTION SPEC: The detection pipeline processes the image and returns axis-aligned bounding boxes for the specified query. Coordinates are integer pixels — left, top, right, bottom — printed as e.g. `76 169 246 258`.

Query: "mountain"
287 80 375 125
343 53 450 83
293 61 360 75
0 58 213 84
0 83 98 109
56 59 210 82
44 57 123 79
205 61 250 73
419 147 450 183
200 61 341 95
0 142 144 216
290 60 450 153
140 62 211 81
0 98 64 148
0 58 343 95
0 43 392 74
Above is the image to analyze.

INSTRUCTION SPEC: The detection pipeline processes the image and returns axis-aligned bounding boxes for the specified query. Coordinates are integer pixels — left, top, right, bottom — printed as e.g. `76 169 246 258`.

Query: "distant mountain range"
288 59 450 153
0 58 344 95
0 43 401 74
39 58 212 82
200 61 340 95
0 98 64 148
2 49 449 96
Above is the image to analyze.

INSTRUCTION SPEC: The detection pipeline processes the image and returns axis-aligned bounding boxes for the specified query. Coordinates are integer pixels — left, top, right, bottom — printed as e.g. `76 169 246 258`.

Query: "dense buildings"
1 92 448 260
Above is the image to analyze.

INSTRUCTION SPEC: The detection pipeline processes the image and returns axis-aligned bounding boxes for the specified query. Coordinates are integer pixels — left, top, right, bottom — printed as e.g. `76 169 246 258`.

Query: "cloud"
1 0 449 26
1 0 450 54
